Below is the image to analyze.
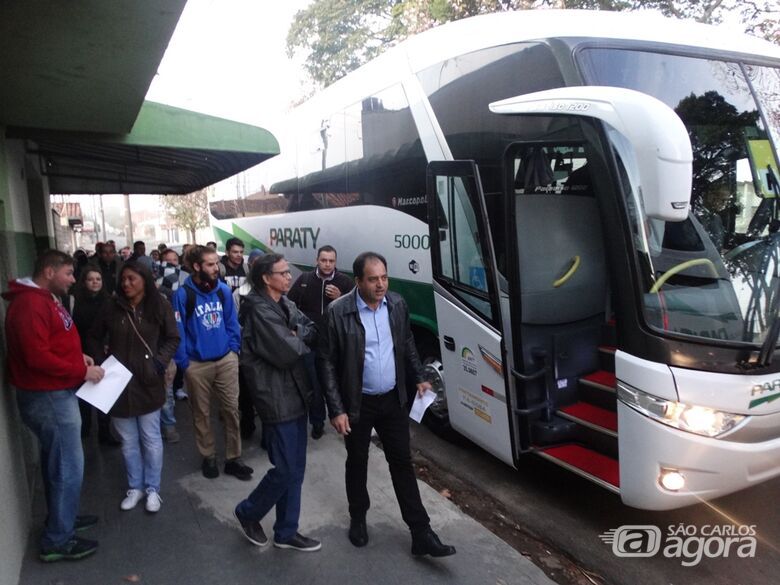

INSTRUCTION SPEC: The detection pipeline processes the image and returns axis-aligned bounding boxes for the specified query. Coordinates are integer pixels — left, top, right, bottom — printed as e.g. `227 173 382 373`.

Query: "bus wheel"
421 358 459 441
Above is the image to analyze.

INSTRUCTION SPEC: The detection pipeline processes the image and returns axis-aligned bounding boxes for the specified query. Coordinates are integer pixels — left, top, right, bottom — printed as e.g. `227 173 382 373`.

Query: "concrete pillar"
0 130 38 585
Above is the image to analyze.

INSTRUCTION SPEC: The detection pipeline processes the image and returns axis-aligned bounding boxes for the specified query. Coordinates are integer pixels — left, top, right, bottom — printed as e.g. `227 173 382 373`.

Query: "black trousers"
344 391 430 534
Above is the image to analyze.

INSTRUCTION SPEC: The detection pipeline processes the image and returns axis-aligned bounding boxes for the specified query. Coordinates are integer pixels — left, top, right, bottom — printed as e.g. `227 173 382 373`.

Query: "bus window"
433 173 493 320
581 49 780 344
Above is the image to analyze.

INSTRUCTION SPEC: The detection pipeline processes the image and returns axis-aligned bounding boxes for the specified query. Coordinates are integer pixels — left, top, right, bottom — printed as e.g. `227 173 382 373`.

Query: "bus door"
426 161 516 466
502 140 611 462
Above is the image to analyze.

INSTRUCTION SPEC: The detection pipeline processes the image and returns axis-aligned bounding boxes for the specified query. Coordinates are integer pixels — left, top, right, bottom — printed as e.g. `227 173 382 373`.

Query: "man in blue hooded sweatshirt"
173 245 253 481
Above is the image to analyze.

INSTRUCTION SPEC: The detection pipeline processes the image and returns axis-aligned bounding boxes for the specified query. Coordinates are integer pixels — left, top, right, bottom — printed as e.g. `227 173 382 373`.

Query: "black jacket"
287 269 353 329
317 289 424 423
238 289 316 424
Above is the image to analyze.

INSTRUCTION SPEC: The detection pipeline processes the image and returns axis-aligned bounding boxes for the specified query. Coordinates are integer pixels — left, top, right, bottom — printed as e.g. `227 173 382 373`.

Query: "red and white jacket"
3 278 86 390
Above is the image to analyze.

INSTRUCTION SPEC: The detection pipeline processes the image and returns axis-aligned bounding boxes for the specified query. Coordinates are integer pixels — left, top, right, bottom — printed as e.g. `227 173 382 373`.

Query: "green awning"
8 102 279 194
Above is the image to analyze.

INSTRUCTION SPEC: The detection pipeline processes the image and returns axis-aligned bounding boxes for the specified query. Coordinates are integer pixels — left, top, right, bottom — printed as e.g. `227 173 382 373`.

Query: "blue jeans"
235 415 307 542
304 352 325 427
160 387 176 428
112 411 163 492
15 388 84 549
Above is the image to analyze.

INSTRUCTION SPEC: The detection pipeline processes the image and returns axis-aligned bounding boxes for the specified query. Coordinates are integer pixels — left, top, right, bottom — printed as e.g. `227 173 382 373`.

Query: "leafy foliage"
287 0 779 87
161 189 209 243
675 90 759 196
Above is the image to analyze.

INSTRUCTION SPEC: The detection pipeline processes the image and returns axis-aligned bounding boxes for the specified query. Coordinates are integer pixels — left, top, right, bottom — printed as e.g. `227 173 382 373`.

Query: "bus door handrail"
511 366 547 381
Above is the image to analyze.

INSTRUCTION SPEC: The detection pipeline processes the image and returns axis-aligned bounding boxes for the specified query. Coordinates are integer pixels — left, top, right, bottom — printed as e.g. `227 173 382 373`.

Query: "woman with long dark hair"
69 267 116 444
86 261 179 513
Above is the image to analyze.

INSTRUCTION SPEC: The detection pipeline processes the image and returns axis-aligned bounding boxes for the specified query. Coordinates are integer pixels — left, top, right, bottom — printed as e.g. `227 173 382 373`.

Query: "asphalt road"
409 422 780 585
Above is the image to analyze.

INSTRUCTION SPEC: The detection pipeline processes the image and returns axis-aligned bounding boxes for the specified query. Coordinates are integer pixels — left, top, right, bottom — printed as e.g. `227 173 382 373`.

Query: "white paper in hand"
409 389 437 423
76 355 132 414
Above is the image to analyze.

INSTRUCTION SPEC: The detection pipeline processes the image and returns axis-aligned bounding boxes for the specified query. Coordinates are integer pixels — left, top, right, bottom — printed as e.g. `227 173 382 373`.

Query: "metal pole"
100 195 107 241
124 193 134 244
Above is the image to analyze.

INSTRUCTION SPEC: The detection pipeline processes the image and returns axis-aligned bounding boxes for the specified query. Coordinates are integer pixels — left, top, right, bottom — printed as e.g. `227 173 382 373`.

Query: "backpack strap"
185 286 196 321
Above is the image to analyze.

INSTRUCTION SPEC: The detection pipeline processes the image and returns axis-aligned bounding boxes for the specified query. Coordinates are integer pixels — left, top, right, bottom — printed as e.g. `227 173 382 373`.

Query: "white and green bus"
212 10 780 510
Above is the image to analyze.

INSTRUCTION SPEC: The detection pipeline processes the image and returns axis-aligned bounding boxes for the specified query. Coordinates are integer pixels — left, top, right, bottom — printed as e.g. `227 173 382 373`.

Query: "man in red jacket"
4 250 105 562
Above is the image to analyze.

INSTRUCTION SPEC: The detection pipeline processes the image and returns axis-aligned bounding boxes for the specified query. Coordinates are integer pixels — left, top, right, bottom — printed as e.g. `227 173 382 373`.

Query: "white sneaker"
145 489 162 513
120 489 144 511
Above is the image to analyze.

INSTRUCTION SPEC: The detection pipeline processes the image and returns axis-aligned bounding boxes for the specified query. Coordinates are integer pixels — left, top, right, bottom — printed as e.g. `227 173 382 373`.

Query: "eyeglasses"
271 270 292 277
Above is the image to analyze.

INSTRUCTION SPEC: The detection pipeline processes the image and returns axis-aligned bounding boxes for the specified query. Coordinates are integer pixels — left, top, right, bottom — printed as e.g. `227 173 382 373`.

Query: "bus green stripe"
289 262 437 335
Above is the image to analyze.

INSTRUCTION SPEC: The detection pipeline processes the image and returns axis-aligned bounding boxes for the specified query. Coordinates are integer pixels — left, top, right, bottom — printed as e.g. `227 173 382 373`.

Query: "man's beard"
197 269 217 286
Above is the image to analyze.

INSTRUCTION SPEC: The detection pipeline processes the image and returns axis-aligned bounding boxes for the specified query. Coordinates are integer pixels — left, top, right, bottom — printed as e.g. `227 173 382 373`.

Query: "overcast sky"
85 1 771 208
146 0 313 130
143 0 314 200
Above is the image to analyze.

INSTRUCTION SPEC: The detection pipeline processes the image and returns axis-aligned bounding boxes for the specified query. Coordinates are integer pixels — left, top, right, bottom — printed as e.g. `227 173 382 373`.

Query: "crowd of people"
5 237 456 564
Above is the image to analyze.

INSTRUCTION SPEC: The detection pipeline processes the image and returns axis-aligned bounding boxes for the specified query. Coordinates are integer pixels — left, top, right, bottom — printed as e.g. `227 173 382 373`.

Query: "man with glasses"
234 253 321 552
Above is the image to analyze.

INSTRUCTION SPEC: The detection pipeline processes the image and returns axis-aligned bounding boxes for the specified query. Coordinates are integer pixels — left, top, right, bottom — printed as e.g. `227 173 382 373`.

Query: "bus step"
558 402 617 437
580 370 616 393
532 416 578 445
536 444 620 492
598 345 616 372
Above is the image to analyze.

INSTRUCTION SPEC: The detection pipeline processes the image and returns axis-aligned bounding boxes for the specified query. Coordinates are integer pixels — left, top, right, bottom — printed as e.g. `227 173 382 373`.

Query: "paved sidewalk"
18 403 556 585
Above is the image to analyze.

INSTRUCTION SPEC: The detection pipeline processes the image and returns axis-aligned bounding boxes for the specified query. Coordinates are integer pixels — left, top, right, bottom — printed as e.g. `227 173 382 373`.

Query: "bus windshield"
579 48 780 346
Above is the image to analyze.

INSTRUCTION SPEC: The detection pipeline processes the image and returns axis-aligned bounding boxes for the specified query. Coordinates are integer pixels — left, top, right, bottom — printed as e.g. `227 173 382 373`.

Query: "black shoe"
411 529 456 558
311 424 325 440
348 518 368 547
273 532 321 552
234 509 268 546
74 515 98 532
202 456 219 479
224 458 253 481
40 537 98 562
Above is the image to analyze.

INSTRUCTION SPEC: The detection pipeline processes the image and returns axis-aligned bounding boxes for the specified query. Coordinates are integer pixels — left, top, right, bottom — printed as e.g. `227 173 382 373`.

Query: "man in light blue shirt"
318 251 456 558
356 293 396 395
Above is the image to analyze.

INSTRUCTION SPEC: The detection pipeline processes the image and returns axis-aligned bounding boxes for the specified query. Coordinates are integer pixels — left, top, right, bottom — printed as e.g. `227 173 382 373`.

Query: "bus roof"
403 9 780 72
293 9 780 119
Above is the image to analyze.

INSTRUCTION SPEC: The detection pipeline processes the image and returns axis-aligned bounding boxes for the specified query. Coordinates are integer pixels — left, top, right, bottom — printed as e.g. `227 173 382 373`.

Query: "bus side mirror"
490 86 693 222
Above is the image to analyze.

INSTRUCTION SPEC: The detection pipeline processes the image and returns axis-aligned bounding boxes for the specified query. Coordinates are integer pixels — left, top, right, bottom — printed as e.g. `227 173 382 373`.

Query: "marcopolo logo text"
599 524 757 567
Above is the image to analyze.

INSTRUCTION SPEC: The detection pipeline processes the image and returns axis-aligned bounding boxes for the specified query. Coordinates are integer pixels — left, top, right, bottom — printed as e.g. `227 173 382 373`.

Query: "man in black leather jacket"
317 251 456 558
233 253 321 553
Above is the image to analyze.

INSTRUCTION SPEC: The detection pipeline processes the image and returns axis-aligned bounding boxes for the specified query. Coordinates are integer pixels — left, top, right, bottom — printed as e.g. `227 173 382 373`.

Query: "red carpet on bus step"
582 370 616 390
559 402 618 432
544 444 620 487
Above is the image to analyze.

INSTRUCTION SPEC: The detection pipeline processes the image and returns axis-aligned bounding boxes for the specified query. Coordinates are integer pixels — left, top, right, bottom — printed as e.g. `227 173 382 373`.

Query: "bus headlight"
617 383 747 438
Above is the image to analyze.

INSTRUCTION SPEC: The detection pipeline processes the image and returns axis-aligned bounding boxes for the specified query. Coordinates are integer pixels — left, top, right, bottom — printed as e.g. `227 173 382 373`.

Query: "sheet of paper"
409 389 437 423
76 355 132 414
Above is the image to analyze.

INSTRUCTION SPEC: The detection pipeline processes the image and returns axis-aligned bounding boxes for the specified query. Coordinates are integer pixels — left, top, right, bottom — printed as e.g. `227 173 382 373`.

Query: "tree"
161 189 209 243
675 90 759 196
288 0 779 88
